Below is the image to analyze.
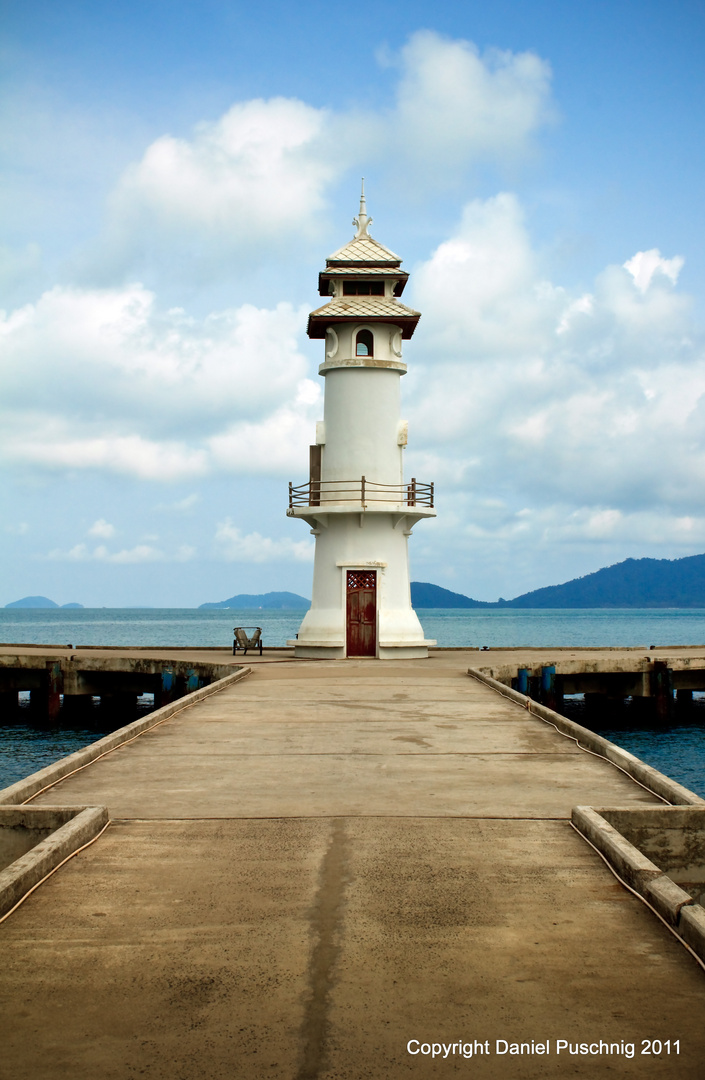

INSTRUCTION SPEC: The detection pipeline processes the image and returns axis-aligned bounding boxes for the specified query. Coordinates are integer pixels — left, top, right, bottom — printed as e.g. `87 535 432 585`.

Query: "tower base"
288 641 345 659
287 640 436 660
378 642 435 660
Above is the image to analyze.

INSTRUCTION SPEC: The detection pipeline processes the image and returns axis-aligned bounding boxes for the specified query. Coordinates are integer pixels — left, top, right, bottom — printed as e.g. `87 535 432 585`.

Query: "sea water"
2 606 705 648
1 607 705 796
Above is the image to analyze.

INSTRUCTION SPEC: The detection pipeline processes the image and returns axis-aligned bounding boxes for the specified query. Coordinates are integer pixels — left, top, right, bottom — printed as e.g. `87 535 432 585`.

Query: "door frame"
338 562 384 658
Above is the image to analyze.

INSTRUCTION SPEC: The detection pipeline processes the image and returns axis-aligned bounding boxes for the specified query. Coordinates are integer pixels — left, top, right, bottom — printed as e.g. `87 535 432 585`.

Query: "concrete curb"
467 666 705 806
679 905 705 960
571 806 705 963
0 666 251 806
571 806 664 892
0 805 109 919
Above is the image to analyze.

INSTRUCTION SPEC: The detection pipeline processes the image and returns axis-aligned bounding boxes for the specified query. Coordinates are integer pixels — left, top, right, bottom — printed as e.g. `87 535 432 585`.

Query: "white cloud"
0 284 315 479
624 249 684 292
0 285 308 424
556 294 593 335
47 541 196 563
96 97 335 277
208 380 322 475
88 518 116 539
467 504 705 548
75 32 554 283
388 31 554 174
9 429 209 481
214 520 314 563
98 544 163 564
50 542 162 563
406 193 704 544
158 494 200 512
412 193 549 355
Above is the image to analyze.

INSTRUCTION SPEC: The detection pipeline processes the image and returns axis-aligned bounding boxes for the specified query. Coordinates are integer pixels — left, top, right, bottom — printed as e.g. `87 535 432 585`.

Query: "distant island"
199 591 311 610
410 582 487 608
5 596 84 609
11 553 705 612
412 553 705 608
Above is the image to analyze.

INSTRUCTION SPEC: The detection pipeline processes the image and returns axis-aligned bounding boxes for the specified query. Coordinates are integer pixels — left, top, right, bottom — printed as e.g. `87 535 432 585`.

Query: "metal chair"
233 626 263 656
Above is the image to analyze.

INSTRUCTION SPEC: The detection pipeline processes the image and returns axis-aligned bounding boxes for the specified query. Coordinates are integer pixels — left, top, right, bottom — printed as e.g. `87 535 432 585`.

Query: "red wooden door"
346 570 377 657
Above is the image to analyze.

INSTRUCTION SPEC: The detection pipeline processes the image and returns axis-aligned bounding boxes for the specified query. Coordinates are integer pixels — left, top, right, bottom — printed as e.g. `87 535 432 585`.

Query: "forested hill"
412 554 705 608
199 591 310 609
502 554 705 608
410 582 490 608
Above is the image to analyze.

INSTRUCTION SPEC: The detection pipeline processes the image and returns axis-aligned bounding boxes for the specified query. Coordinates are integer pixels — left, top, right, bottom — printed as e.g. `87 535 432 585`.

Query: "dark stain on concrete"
296 818 350 1080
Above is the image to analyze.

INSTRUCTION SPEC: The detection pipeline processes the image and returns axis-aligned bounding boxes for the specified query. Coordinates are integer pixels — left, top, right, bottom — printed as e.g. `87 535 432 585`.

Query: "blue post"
541 666 555 694
160 668 176 705
517 668 529 695
541 665 556 708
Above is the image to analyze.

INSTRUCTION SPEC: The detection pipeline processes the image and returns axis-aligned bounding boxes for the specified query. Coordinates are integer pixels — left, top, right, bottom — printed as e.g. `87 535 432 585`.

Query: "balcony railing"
288 476 434 509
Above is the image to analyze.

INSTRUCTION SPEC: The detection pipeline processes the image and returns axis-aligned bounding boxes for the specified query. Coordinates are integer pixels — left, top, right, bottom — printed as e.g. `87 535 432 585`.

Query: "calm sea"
3 606 705 648
1 607 704 797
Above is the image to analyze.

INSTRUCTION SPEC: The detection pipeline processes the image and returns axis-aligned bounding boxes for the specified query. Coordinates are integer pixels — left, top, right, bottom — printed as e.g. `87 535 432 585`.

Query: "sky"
1 0 705 606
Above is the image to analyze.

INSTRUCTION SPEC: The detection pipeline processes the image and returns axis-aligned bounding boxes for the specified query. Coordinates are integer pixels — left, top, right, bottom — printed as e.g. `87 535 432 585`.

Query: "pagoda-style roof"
325 235 401 266
309 183 418 337
318 264 408 297
308 295 420 339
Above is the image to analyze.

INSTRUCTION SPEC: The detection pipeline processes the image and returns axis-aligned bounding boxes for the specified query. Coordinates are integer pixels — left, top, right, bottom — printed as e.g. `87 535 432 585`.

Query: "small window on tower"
356 329 374 357
343 281 385 296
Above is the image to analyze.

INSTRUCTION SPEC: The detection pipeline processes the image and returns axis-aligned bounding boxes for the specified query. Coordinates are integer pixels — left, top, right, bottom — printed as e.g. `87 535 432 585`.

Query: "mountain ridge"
4 596 84 609
10 553 705 611
199 591 311 610
412 553 705 608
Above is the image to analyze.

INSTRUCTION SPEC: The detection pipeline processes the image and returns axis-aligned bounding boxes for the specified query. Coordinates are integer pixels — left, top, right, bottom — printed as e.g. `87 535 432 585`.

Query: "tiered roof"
308 184 419 340
308 295 421 339
326 235 401 266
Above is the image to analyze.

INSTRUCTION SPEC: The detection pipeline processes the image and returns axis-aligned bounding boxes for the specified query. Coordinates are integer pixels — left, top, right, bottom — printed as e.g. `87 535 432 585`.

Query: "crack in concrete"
296 818 350 1080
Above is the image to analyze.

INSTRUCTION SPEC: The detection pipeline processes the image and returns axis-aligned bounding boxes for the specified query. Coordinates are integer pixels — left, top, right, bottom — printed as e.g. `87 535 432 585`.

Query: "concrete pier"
0 649 234 720
476 644 705 696
1 651 705 1078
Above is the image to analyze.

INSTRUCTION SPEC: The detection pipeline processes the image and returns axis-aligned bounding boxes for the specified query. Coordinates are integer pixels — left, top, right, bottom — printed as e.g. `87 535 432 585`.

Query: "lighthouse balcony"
287 476 434 516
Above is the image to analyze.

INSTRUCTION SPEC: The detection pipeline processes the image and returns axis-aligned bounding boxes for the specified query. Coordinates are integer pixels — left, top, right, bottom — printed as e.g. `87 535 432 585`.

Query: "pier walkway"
2 653 705 1078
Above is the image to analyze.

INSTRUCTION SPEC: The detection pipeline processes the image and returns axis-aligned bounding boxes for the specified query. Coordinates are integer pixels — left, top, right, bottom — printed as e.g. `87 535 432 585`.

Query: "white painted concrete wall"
321 367 403 485
294 514 427 650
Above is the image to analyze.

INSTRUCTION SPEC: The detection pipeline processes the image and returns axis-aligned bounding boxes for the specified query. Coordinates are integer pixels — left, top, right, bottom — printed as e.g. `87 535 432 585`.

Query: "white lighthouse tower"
287 186 436 659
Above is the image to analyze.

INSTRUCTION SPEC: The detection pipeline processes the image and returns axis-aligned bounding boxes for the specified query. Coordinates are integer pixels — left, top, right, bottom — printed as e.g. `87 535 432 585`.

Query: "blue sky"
2 0 704 605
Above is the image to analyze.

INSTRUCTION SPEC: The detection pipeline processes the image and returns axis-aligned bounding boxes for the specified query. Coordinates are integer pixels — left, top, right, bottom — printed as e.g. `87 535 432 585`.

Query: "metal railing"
288 476 434 509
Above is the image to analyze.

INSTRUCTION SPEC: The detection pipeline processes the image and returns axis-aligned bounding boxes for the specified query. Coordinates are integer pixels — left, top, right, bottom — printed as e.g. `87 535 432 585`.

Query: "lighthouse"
287 186 436 659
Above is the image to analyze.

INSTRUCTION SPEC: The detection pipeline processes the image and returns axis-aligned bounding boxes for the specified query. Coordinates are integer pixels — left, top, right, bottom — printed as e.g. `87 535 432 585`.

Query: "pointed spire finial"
352 178 373 239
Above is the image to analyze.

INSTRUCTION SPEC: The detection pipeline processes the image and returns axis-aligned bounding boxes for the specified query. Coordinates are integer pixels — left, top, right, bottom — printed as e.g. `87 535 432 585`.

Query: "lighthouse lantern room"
287 186 436 659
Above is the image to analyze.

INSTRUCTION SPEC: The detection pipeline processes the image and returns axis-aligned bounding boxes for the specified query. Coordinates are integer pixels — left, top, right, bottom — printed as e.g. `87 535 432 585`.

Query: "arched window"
355 329 374 357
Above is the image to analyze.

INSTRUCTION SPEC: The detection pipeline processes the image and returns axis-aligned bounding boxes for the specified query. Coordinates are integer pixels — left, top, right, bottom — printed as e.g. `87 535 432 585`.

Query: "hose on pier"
570 821 705 975
0 819 111 925
471 672 672 805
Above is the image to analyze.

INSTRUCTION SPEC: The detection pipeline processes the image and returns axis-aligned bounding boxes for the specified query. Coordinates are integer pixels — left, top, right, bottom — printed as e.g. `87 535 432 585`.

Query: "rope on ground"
0 820 111 925
569 821 705 974
21 690 232 805
471 673 672 805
